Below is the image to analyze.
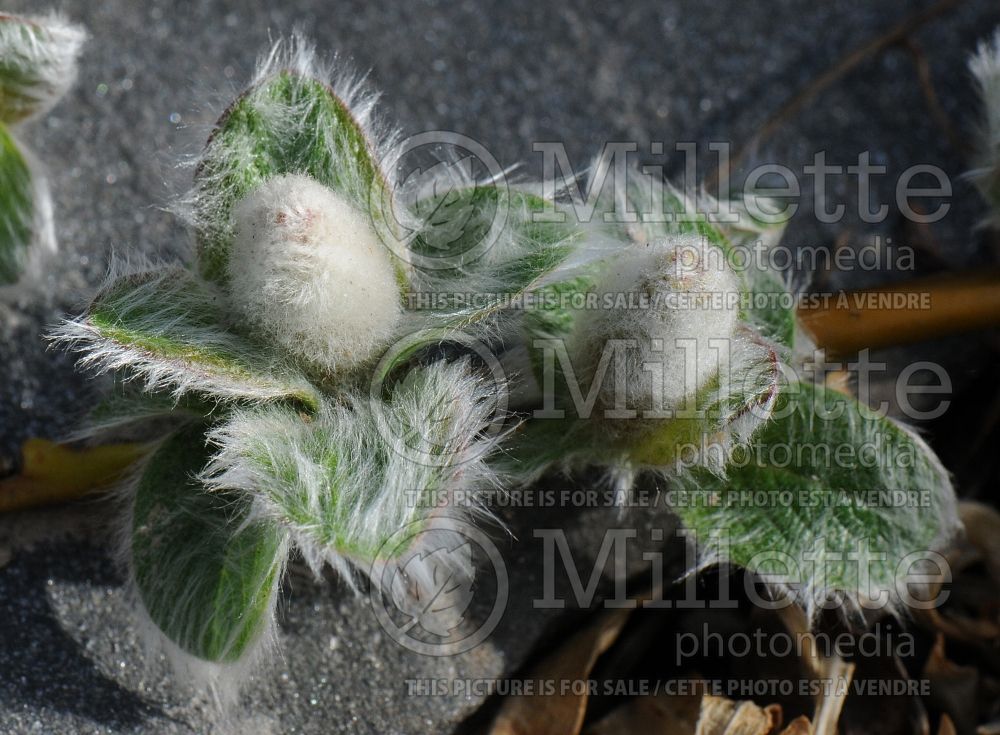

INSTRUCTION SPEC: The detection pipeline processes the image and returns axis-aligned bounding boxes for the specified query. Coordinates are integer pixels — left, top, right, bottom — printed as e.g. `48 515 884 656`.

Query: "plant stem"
799 270 1000 355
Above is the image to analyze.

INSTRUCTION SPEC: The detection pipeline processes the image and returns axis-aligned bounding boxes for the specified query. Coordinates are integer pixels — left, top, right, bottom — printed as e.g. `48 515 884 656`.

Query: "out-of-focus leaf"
695 695 784 735
0 14 85 124
585 690 702 734
936 714 956 735
915 501 1000 645
922 634 979 735
0 439 144 513
489 606 636 735
0 122 33 284
958 501 1000 585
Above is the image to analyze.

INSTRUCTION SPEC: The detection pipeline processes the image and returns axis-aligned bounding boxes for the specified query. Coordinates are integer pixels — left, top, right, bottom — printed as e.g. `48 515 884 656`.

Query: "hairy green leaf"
204 359 500 568
132 429 286 663
594 169 732 256
745 272 796 348
73 387 220 443
407 186 581 330
671 381 958 609
54 267 322 409
520 272 599 387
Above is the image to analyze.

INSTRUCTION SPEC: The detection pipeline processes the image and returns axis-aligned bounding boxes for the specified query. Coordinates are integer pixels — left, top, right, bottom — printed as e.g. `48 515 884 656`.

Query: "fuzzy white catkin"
570 235 740 418
227 173 402 373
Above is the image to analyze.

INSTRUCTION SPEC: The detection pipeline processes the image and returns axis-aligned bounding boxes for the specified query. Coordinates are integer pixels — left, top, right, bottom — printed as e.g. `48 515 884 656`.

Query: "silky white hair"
50 258 321 406
567 234 742 420
227 174 403 374
201 357 505 588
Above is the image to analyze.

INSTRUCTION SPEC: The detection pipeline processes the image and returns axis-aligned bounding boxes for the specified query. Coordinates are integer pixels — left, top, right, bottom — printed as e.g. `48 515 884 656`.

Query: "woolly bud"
227 173 402 374
569 235 741 420
0 13 86 124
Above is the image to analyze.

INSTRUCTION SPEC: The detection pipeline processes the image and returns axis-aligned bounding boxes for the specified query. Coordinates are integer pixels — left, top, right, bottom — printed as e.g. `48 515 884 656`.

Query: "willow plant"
53 33 964 699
